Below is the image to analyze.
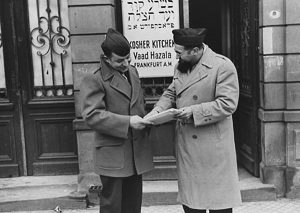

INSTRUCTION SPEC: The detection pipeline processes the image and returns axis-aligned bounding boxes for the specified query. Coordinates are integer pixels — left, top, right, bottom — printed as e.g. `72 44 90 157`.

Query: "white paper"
144 108 179 125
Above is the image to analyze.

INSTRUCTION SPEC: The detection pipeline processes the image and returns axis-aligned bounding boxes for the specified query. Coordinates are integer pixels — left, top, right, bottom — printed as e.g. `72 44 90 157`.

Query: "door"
0 1 25 177
233 0 260 176
0 0 78 177
189 0 260 176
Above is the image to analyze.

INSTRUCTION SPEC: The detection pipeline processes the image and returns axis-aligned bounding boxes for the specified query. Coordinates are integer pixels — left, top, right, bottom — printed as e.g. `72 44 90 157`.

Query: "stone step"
238 168 276 202
142 180 276 206
0 169 276 211
0 175 83 212
142 167 276 205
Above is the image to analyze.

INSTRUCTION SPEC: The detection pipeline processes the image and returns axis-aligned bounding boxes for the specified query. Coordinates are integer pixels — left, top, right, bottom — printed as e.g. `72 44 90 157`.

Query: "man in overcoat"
145 28 241 212
80 28 153 213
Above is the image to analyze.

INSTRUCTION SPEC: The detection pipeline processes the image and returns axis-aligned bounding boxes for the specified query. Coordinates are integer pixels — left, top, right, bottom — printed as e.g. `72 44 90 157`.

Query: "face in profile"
174 44 193 62
107 52 131 73
174 44 194 73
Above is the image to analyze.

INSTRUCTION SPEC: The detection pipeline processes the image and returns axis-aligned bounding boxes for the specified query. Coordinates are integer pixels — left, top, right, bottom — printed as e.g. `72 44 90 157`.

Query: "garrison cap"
101 28 130 56
172 28 207 46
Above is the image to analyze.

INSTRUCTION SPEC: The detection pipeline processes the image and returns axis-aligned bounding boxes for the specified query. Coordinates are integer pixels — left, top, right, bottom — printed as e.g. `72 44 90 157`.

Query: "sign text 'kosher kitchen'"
122 0 180 77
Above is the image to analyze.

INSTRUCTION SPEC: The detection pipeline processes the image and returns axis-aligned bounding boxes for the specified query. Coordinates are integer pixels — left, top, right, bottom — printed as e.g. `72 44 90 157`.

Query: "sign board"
122 0 180 77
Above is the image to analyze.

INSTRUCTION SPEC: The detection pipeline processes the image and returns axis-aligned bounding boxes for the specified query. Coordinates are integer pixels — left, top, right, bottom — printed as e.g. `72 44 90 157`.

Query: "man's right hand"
130 115 153 130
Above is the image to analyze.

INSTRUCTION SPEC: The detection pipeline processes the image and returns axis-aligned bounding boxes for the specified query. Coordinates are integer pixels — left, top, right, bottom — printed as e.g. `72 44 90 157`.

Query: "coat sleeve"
191 59 239 127
80 74 130 139
153 80 176 113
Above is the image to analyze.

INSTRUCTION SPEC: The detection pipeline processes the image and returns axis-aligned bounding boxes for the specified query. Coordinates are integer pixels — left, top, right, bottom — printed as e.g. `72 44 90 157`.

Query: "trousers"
99 174 142 213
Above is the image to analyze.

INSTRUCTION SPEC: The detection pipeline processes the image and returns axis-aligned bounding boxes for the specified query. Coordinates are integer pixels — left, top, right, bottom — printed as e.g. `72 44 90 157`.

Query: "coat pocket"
95 145 124 170
94 133 125 147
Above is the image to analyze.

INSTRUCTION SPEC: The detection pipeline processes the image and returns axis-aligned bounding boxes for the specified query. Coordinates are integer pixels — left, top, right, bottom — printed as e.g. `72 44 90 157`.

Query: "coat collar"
200 45 215 69
176 46 214 95
100 55 114 81
128 66 141 109
99 55 132 100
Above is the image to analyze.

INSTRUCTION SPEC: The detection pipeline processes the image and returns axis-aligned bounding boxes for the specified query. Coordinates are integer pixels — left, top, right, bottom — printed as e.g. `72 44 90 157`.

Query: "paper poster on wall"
122 0 180 77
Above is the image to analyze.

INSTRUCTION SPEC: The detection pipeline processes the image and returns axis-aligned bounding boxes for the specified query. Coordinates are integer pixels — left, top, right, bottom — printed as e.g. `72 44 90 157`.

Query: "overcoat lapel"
129 67 140 108
100 56 132 100
110 74 132 100
177 47 214 95
177 64 208 95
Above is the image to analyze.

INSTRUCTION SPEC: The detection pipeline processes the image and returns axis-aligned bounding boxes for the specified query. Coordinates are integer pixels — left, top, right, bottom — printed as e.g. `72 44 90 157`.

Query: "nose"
122 59 130 66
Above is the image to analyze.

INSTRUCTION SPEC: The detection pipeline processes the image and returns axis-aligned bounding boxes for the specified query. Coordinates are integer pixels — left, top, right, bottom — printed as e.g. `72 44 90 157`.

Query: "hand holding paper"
143 108 181 125
175 106 193 120
143 110 159 120
130 115 153 129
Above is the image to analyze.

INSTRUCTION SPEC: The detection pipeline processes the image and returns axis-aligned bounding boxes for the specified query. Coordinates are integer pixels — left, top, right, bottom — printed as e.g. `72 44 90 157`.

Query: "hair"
184 43 204 51
101 44 113 58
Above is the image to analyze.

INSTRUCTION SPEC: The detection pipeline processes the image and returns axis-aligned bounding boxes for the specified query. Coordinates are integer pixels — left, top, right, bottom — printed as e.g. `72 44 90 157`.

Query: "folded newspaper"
144 108 180 125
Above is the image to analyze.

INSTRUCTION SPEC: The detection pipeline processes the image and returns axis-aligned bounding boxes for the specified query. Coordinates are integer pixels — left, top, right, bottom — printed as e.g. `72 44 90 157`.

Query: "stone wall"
68 0 300 198
68 0 116 194
259 0 300 198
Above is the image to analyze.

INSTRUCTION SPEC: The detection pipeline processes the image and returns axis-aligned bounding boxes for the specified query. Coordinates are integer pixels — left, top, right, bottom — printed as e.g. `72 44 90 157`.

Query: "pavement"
1 199 300 213
1 168 298 212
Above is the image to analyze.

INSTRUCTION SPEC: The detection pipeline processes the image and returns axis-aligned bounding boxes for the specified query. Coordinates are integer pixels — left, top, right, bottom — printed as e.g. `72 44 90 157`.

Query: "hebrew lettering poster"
122 0 180 77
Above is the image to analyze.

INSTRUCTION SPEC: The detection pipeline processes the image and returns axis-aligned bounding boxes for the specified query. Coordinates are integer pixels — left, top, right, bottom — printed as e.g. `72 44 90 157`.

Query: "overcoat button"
193 95 198 100
192 135 197 139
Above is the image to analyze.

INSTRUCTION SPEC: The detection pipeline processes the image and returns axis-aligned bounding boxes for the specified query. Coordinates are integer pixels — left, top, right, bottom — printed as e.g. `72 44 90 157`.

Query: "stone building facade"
72 0 300 198
259 0 300 197
0 0 300 198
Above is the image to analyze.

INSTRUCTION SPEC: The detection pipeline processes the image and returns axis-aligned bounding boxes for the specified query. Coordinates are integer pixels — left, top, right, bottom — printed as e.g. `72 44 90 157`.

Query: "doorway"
188 0 260 176
0 0 78 177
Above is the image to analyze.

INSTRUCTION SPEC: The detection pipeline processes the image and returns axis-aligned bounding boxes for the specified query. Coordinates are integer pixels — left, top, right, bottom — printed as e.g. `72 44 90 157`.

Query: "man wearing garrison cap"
146 28 241 212
80 28 153 213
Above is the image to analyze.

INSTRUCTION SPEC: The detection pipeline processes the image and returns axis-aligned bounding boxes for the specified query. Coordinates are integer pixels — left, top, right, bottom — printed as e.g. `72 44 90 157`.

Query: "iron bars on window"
29 0 73 98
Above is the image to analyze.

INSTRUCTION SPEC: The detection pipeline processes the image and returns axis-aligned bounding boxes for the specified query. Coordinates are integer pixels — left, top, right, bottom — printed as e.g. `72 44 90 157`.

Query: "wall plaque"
122 0 180 77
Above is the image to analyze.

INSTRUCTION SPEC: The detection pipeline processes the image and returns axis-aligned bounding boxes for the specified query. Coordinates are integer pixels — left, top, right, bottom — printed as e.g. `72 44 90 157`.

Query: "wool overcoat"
153 46 242 209
80 56 153 177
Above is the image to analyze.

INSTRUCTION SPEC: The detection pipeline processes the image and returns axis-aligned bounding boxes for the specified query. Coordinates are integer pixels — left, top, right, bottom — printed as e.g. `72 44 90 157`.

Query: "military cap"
101 28 130 56
172 28 207 46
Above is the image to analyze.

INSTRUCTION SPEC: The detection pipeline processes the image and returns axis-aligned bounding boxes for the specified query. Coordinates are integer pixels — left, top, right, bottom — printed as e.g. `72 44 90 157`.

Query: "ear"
193 47 200 53
103 55 111 64
192 47 200 55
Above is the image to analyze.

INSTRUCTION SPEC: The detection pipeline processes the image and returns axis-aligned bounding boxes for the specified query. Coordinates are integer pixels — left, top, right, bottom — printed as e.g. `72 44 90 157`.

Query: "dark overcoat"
80 56 153 177
153 46 242 209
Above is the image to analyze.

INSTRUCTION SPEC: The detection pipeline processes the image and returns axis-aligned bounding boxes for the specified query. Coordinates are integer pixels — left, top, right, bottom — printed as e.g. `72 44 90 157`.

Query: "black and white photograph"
1 0 300 212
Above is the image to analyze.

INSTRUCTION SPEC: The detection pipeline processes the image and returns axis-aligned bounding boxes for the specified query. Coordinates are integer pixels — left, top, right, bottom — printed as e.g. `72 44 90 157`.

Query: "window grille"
141 77 173 102
28 0 73 98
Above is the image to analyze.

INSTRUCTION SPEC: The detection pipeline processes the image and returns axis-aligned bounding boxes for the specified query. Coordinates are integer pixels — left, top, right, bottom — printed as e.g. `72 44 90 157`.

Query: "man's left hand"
175 106 193 119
